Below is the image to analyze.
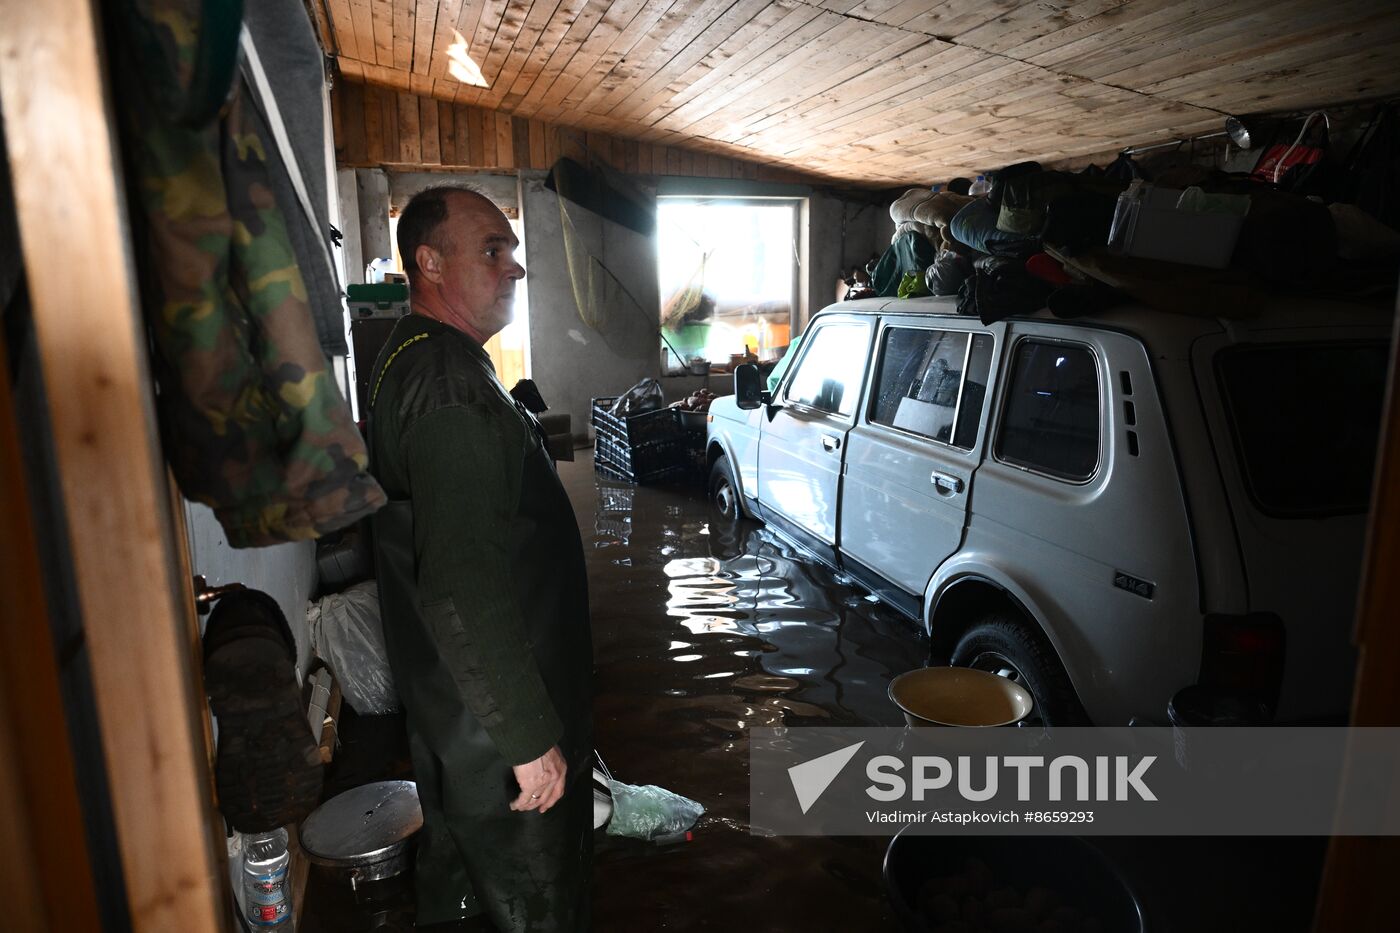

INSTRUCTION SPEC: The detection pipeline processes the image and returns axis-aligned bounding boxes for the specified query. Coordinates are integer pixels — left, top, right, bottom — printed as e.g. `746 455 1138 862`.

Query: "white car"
705 296 1391 725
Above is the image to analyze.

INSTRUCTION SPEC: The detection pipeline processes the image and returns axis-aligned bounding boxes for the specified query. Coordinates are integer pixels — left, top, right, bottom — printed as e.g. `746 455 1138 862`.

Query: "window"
871 328 993 449
996 341 1099 481
657 198 799 369
1217 342 1387 515
784 323 870 418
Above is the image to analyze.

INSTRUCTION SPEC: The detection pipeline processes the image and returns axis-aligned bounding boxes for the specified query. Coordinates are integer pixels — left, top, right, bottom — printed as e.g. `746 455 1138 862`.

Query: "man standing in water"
368 186 593 930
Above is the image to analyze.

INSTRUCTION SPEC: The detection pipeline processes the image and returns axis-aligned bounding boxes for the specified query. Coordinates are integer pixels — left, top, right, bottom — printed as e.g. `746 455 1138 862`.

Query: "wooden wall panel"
332 79 834 184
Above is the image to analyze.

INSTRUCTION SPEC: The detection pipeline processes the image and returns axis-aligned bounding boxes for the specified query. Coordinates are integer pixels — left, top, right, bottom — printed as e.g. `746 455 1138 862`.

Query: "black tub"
883 830 1145 932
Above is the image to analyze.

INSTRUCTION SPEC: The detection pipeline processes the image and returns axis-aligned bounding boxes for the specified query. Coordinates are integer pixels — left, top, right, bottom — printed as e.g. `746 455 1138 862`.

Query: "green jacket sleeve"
402 403 563 765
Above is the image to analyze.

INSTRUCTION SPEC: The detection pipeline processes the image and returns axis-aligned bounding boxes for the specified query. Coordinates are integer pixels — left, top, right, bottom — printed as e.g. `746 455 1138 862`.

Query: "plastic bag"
610 378 665 418
604 779 704 840
307 580 400 714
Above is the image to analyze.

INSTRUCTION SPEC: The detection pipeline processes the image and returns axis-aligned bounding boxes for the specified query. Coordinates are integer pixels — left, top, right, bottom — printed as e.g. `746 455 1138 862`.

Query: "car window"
996 340 1099 481
1217 342 1387 515
870 328 992 449
784 322 870 417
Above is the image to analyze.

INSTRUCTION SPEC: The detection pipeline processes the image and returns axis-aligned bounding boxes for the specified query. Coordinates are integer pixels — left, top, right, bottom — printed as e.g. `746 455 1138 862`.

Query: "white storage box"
1110 186 1249 269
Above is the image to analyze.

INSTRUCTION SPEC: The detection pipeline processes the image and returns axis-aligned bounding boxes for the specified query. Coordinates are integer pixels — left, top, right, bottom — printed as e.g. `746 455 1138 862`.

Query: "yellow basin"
888 667 1034 728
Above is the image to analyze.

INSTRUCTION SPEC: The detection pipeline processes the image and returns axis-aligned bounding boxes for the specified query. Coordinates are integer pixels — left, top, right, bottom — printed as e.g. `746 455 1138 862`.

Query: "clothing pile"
861 108 1400 323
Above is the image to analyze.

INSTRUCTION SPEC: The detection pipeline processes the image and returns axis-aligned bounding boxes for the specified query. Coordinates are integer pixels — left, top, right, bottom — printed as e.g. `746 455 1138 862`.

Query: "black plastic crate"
591 397 686 484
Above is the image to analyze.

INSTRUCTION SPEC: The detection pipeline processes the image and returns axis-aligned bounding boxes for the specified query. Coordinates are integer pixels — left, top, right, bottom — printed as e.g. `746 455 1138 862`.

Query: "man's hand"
510 745 567 813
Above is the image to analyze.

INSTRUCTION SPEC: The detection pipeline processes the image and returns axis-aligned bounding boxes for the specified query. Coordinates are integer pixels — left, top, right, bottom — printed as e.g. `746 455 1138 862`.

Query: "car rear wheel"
950 611 1089 726
708 453 746 521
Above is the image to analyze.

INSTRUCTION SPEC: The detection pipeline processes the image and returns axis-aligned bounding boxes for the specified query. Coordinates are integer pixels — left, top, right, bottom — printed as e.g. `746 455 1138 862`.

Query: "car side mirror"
733 363 770 410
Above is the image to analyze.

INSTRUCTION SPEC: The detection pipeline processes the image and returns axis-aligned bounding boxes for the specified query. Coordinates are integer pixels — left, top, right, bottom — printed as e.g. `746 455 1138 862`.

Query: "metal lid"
299 781 423 868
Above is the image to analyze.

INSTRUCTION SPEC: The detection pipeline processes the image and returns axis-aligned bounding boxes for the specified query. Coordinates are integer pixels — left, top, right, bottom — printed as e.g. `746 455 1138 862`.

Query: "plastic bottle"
242 829 292 928
968 175 990 197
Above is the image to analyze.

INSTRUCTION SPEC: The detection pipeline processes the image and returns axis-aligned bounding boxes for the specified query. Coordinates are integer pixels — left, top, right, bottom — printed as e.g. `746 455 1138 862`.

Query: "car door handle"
930 470 965 495
821 434 841 452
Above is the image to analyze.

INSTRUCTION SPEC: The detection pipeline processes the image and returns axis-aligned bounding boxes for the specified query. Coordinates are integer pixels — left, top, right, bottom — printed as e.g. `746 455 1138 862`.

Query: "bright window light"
657 198 798 369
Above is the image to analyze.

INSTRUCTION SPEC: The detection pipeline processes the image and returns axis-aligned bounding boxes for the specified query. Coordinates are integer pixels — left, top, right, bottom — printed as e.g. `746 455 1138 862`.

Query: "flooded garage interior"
297 455 1330 932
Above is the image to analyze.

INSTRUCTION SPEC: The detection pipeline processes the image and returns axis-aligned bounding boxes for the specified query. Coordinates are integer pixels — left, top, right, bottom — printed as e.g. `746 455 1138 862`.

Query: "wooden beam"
0 0 226 929
0 327 103 933
1312 303 1400 931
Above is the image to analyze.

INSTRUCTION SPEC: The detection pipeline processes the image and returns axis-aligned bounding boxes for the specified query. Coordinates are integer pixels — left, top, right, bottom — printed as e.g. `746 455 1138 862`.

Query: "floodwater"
563 456 929 932
301 453 1326 932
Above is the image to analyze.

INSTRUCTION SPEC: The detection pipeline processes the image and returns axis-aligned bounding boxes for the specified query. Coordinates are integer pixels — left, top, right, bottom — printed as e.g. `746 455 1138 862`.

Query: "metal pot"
299 780 423 892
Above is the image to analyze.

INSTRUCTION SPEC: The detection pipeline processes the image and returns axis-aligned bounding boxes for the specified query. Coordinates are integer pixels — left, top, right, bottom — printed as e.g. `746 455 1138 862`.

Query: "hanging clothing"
114 0 382 546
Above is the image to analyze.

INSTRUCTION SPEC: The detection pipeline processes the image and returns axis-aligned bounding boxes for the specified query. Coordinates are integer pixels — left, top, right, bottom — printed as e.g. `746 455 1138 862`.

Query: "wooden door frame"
0 0 226 928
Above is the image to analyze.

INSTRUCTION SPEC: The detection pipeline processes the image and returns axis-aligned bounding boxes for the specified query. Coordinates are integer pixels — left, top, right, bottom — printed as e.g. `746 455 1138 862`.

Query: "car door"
756 318 873 553
840 321 998 599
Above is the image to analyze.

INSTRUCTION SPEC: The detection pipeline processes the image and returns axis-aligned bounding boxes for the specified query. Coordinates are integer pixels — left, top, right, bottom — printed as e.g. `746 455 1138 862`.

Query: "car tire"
950 612 1089 726
708 453 747 521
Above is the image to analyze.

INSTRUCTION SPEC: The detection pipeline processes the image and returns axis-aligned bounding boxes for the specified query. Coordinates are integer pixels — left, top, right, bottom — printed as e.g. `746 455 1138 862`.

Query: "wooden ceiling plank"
676 16 887 140
1156 48 1400 114
370 0 395 66
425 0 466 78
1141 17 1400 103
325 0 361 60
720 29 940 144
721 42 1002 144
568 0 731 117
591 0 776 119
412 0 442 74
456 0 546 107
486 0 591 110
732 40 999 144
1099 2 1400 89
443 0 493 102
529 0 664 119
456 0 513 104
506 0 612 114
631 0 821 126
349 0 377 65
472 0 572 109
1023 0 1227 71
552 0 688 116
391 0 415 70
651 10 851 132
610 1 803 124
1042 0 1298 83
955 1 1126 54
890 0 1038 41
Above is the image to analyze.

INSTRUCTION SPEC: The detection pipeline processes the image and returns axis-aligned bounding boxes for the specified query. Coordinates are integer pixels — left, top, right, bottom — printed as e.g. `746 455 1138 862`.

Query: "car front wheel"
950 611 1089 726
708 453 746 521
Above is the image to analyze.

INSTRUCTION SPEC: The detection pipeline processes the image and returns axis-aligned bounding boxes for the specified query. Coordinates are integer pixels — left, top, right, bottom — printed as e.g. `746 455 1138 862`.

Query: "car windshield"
1216 341 1389 516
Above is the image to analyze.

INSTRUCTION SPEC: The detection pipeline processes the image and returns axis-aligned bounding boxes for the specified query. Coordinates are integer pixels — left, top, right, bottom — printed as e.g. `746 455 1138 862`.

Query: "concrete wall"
340 165 888 442
184 502 320 675
520 169 661 439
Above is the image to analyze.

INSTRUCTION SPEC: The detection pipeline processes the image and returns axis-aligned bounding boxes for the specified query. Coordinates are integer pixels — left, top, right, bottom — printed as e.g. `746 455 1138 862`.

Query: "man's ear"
415 243 445 284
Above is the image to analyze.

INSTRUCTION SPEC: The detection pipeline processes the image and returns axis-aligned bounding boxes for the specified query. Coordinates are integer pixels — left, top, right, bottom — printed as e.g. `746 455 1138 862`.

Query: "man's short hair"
396 185 488 286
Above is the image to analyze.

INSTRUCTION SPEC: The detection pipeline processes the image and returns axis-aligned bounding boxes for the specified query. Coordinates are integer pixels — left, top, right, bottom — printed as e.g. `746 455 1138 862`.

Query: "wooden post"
1312 299 1400 931
0 0 226 929
0 331 103 933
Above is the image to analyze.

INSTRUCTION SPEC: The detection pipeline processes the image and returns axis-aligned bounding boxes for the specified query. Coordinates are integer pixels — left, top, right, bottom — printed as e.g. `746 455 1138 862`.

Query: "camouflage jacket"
117 0 384 546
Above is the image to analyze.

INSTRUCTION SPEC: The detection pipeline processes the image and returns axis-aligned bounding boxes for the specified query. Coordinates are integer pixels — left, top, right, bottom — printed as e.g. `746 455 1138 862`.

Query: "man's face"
421 193 525 341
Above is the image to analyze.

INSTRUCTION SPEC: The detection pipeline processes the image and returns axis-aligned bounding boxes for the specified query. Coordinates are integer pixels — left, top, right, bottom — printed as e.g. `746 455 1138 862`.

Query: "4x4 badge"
1114 571 1155 600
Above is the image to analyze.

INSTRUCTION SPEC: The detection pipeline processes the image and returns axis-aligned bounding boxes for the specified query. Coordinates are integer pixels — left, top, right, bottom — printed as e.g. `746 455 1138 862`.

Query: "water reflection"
566 463 928 932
